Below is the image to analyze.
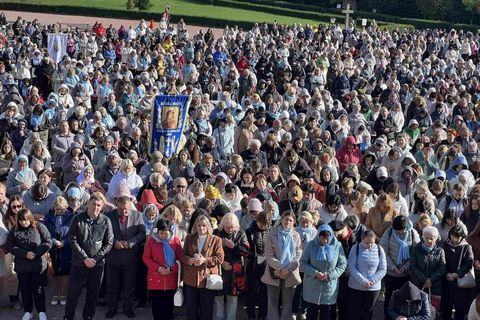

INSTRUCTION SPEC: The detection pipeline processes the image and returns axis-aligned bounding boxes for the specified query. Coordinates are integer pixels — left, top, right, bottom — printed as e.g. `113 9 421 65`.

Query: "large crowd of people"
2 9 480 320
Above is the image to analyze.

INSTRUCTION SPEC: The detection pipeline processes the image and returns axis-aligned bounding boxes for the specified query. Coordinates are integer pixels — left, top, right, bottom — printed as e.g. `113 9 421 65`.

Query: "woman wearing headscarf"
107 159 143 202
214 213 250 320
379 215 420 316
143 219 183 320
409 226 445 316
300 223 347 319
76 165 105 195
61 142 91 188
347 229 387 320
6 155 37 197
262 211 302 320
180 215 224 320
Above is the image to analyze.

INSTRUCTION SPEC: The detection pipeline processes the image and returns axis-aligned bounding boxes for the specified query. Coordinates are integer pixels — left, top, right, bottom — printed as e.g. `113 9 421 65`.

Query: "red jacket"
336 136 362 173
143 234 183 291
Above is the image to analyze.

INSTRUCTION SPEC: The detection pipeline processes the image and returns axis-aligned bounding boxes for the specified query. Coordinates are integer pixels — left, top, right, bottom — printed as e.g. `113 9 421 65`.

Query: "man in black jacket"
64 192 113 320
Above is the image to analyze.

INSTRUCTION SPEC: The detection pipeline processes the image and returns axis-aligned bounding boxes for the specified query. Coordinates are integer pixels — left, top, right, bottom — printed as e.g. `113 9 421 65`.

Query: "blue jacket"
44 210 74 272
347 242 387 291
446 154 468 180
300 224 347 305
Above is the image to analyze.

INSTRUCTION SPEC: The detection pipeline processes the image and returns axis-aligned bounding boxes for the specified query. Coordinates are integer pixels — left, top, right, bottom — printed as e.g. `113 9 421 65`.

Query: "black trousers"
184 285 216 320
17 271 46 313
336 274 349 320
246 264 268 319
384 275 410 316
151 290 175 320
64 265 104 320
305 302 335 320
135 244 148 305
346 288 380 320
292 272 306 314
106 262 136 312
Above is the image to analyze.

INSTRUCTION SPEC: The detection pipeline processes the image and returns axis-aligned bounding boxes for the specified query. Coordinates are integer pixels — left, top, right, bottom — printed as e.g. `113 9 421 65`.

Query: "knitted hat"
114 182 134 200
247 198 263 212
204 185 221 200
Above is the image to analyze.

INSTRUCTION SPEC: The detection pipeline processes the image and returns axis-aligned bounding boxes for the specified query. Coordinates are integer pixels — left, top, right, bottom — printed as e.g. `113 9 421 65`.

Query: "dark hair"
448 224 466 239
6 195 24 220
386 183 400 197
224 183 236 194
155 218 172 232
31 181 48 200
256 211 272 225
441 208 457 228
319 229 331 237
301 183 313 193
362 229 376 239
16 208 36 230
38 168 53 179
415 199 432 214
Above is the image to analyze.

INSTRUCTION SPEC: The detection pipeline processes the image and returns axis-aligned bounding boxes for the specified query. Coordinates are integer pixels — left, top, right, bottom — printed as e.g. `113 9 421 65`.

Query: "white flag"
47 33 67 64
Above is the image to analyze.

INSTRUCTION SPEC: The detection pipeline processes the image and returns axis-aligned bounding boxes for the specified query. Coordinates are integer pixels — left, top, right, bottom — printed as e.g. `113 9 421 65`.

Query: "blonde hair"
192 214 213 235
162 205 183 223
218 213 240 232
120 159 134 174
298 211 313 224
53 196 69 210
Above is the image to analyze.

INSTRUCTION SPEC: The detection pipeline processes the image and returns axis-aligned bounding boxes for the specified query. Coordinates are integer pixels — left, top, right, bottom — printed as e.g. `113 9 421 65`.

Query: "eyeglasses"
176 185 187 189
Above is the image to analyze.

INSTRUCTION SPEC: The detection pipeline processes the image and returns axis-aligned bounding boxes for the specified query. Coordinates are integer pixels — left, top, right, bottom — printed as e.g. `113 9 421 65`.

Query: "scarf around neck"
278 226 296 267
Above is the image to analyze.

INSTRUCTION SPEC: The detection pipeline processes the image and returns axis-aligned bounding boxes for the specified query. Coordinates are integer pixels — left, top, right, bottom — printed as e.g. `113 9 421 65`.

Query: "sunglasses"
176 185 187 189
11 204 22 209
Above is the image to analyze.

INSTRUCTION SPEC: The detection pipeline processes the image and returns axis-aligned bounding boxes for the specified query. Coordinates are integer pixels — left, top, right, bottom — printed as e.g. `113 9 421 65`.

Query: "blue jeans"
214 295 238 320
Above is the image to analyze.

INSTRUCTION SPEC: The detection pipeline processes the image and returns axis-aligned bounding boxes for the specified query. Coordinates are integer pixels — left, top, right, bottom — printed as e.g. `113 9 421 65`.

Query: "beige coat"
261 226 302 287
365 207 399 239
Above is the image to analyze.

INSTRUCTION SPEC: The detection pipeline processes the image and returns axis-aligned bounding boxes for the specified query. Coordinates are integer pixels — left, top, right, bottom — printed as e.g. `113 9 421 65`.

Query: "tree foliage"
415 0 454 20
125 0 152 11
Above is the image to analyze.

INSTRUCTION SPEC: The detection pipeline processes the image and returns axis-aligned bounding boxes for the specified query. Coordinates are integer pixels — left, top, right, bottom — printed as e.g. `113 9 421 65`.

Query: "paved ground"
1 10 224 39
0 9 385 320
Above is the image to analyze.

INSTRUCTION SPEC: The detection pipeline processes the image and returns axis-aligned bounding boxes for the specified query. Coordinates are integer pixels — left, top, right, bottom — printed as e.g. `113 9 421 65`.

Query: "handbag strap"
176 260 182 286
458 245 465 271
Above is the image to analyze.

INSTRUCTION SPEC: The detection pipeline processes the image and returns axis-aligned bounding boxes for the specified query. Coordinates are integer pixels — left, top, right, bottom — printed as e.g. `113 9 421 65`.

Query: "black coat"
68 212 113 267
7 223 52 274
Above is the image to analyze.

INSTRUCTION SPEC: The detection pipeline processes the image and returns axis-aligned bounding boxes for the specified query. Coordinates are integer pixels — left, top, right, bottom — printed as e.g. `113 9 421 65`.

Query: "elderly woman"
180 215 224 320
379 215 420 317
443 225 474 320
169 148 195 182
61 142 91 187
76 165 105 195
107 159 143 202
28 141 51 175
6 155 37 197
409 226 445 315
262 211 302 320
300 223 347 319
214 213 250 320
142 218 183 320
347 229 387 320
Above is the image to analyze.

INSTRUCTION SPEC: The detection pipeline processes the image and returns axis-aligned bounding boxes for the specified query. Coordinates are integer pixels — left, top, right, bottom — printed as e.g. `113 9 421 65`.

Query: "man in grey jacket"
64 192 113 320
104 193 146 319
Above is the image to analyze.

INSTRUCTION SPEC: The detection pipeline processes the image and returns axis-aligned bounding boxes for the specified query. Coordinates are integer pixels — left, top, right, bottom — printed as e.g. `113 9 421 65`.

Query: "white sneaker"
21 312 32 320
38 312 47 320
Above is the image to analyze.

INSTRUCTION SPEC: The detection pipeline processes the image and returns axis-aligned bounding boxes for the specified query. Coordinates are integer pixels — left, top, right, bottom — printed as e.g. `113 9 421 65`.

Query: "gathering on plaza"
3 1 480 319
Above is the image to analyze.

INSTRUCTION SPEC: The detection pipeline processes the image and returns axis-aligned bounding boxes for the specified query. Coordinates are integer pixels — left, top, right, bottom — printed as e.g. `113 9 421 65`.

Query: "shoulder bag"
205 238 223 290
173 260 184 306
457 245 476 289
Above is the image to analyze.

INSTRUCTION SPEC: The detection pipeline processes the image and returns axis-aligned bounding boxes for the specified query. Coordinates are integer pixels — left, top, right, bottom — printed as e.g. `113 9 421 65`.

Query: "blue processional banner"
149 95 191 158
